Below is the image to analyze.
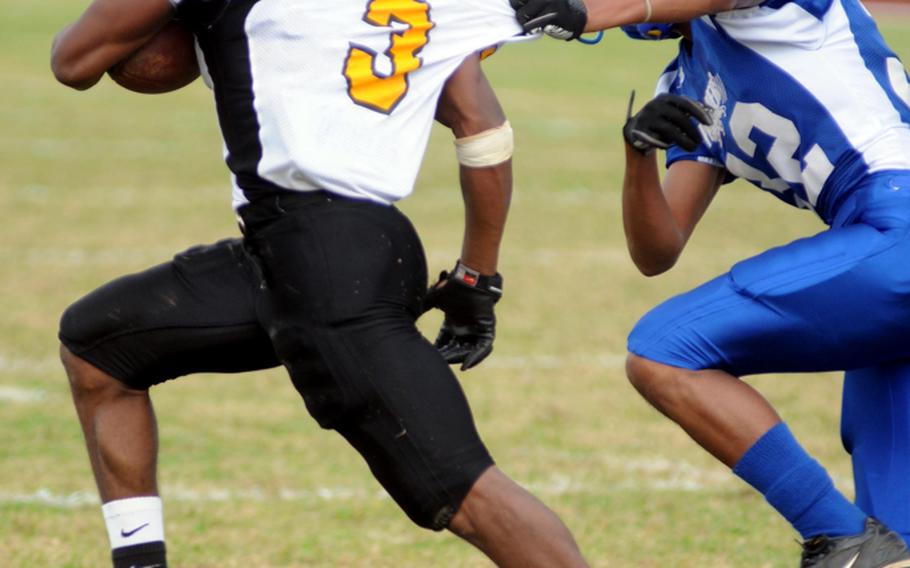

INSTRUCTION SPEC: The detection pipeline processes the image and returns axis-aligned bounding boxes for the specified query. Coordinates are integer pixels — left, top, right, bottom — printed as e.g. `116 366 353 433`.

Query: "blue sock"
733 423 866 539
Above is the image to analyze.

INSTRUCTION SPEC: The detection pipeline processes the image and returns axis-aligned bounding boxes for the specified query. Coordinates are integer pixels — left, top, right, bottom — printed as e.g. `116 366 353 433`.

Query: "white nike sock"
102 496 165 550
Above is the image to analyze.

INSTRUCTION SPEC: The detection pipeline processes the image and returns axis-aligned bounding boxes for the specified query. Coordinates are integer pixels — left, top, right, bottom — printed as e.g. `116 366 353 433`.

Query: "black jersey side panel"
192 0 287 198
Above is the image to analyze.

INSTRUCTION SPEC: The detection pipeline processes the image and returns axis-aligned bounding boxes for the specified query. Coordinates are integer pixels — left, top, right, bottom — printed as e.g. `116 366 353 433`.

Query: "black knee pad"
59 288 141 386
59 240 278 389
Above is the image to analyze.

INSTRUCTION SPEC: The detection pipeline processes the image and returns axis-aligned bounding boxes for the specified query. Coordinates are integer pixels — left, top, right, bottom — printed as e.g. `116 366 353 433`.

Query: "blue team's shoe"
800 519 910 568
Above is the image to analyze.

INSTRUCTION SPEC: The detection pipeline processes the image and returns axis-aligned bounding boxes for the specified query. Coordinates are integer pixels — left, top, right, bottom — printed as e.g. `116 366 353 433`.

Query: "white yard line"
0 458 752 509
0 355 59 374
0 385 46 403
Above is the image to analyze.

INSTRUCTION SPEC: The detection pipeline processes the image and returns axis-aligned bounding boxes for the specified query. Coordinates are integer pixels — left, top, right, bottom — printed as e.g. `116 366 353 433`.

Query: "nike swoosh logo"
120 522 150 538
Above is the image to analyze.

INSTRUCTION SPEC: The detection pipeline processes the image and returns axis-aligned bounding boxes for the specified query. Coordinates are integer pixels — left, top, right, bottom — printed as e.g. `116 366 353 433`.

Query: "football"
108 20 200 94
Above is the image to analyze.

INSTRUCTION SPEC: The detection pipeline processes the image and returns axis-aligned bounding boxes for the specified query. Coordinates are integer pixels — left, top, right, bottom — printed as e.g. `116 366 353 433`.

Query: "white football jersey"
172 0 522 209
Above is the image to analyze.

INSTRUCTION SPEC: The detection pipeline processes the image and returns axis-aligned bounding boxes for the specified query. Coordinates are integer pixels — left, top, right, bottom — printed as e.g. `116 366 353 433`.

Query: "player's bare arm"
436 54 512 275
582 0 745 33
511 0 754 40
621 94 721 276
624 158 722 276
424 53 513 371
51 0 173 90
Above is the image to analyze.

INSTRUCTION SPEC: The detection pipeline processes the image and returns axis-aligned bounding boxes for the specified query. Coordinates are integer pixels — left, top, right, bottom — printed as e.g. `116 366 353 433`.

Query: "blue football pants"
842 363 910 545
628 171 910 538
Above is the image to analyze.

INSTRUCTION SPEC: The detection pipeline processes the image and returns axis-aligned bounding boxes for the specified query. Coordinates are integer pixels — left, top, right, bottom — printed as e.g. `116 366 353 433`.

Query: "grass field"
2 3 910 567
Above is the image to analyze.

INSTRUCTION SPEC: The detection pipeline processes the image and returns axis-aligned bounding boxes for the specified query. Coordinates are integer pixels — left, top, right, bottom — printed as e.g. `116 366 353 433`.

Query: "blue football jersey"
659 0 910 224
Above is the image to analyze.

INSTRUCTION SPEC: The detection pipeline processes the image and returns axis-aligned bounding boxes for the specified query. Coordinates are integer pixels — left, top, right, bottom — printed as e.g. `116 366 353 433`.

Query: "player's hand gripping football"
509 0 588 40
624 92 712 154
423 262 503 371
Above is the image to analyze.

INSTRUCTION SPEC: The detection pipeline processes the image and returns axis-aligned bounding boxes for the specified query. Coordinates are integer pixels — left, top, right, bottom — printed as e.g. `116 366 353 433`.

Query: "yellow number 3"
343 0 435 114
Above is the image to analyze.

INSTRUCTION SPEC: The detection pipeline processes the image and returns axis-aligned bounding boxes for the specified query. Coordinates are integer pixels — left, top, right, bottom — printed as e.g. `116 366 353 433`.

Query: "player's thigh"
59 239 279 389
629 223 910 376
243 194 492 529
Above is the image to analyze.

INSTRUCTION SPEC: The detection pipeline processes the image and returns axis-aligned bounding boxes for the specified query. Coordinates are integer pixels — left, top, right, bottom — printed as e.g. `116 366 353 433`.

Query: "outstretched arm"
51 0 173 89
584 0 744 31
511 0 757 40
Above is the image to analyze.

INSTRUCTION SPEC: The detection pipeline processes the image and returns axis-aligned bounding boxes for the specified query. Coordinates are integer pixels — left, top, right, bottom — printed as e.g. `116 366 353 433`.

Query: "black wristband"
451 261 503 295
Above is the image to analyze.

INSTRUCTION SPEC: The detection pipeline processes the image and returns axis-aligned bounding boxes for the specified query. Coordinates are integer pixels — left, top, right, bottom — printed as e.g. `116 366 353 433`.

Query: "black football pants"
60 190 494 529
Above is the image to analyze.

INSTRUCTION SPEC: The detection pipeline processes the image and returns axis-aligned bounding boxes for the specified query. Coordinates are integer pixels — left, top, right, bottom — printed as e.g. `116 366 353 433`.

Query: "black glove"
510 0 587 40
623 91 712 155
422 261 503 371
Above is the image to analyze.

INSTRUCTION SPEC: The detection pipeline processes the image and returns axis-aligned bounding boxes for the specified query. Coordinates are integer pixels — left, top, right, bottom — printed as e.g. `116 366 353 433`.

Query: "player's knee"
59 293 150 391
59 304 100 390
627 309 715 372
626 352 662 396
58 294 113 358
60 343 129 401
627 311 668 366
626 352 691 414
448 466 523 539
58 300 83 348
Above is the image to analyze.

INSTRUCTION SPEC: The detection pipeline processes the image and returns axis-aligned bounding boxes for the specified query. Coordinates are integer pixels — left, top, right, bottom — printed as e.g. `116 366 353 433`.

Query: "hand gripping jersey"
171 0 521 209
658 0 910 225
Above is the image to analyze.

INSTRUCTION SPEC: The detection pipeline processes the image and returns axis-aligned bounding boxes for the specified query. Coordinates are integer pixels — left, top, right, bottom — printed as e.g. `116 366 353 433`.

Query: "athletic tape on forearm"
454 121 513 168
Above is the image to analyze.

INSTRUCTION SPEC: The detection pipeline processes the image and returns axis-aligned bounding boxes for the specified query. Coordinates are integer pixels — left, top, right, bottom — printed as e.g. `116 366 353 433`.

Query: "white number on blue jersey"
725 102 835 209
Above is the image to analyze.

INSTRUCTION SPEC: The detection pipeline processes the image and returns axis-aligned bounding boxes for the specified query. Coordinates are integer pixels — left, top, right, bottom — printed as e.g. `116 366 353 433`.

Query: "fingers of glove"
628 126 671 150
437 338 474 364
665 95 713 125
435 337 493 370
656 104 708 151
433 326 455 350
461 339 494 371
654 113 701 152
649 121 699 152
645 102 703 145
636 104 701 150
522 12 558 33
543 23 575 40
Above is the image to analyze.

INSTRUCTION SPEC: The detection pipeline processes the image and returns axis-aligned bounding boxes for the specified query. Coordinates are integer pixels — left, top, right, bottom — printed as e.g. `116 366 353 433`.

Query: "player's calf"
61 344 123 403
60 345 167 568
449 467 589 568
